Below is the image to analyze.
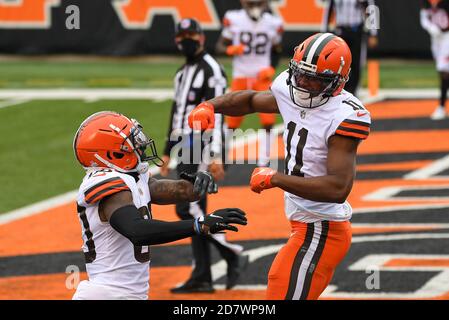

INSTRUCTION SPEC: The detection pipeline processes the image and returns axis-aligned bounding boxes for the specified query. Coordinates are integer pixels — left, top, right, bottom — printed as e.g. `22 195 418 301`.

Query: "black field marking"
332 238 449 293
356 170 410 180
0 239 286 278
395 188 449 198
372 117 449 132
357 152 448 164
351 206 449 224
435 168 449 176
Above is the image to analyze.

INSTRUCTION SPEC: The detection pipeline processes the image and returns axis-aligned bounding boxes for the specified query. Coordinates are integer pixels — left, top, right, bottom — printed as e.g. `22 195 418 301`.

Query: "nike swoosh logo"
357 111 368 117
253 168 272 177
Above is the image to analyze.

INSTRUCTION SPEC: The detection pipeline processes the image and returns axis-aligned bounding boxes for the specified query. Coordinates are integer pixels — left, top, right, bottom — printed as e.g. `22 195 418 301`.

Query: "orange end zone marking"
349 178 449 209
384 258 449 268
359 130 449 154
0 266 266 300
367 100 442 120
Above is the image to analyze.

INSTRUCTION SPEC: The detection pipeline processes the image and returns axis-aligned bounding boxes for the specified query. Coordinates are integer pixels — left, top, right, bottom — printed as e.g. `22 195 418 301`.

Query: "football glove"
188 102 215 130
180 170 218 197
194 208 247 234
257 66 276 82
226 44 246 56
250 167 276 193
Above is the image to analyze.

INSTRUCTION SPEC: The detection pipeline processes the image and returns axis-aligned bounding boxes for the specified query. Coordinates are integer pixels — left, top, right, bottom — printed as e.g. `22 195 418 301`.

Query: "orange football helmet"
287 33 352 108
73 111 162 173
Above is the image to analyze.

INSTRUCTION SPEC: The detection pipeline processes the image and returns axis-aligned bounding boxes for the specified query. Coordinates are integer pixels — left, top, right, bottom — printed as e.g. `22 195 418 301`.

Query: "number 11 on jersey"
284 121 308 177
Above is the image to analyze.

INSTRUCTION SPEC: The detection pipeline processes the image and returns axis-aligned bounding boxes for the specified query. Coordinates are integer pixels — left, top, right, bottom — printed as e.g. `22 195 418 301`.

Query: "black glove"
194 208 247 234
180 170 218 197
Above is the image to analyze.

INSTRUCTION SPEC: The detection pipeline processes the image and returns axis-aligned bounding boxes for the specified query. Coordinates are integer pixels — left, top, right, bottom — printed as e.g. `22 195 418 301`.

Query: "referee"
322 0 379 94
160 18 248 293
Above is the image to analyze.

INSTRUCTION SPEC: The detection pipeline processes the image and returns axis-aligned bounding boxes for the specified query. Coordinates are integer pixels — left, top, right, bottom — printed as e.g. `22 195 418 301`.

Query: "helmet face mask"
128 119 161 165
287 33 352 109
288 60 338 108
241 0 266 20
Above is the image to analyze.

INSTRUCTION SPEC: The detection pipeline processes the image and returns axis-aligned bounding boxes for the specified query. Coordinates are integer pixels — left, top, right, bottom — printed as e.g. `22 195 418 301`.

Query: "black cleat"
226 254 250 290
170 280 215 294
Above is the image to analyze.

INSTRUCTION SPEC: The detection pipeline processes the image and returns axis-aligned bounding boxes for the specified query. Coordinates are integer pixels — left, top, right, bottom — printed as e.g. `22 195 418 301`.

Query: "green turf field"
0 57 440 89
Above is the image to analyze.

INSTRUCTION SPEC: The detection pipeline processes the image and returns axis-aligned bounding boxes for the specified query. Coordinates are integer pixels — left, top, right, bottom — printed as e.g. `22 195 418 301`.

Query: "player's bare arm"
212 90 279 115
215 36 232 55
188 90 279 130
251 135 360 203
148 171 218 205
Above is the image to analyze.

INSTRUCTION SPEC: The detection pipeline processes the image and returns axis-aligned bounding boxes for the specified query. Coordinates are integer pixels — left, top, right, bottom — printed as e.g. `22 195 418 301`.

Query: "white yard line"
0 88 439 104
0 166 160 225
0 190 78 225
0 98 29 109
0 89 173 101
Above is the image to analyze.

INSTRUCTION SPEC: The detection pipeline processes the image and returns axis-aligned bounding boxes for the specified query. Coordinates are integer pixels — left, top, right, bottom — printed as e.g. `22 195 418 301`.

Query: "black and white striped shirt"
164 51 227 158
322 0 378 36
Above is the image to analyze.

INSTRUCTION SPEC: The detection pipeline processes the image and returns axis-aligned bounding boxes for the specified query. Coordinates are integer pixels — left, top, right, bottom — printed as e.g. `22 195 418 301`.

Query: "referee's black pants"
175 163 238 284
335 25 366 95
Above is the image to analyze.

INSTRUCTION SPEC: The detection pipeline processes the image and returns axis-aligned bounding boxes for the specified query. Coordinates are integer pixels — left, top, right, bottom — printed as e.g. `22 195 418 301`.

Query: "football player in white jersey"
216 0 283 166
420 0 449 119
72 111 247 300
189 33 371 300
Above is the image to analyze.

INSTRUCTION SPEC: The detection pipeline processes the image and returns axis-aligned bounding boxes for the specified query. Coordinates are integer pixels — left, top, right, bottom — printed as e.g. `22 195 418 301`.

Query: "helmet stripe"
311 34 336 65
302 33 322 63
304 33 335 65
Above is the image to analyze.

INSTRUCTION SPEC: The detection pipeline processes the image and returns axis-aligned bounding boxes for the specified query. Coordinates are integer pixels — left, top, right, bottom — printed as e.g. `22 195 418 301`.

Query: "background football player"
215 0 284 166
189 33 371 300
421 0 449 119
72 111 247 300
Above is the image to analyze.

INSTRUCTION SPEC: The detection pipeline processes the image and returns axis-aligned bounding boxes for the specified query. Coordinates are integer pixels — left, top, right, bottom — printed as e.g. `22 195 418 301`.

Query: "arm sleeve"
109 205 196 246
321 0 334 32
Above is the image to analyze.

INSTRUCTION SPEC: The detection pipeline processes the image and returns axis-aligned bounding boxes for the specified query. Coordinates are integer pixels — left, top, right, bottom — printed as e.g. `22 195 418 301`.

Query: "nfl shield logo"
300 110 306 119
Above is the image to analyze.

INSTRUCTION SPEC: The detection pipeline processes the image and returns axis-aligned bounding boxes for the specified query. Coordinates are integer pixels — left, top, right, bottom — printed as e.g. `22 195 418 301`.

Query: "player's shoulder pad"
223 10 241 26
335 94 371 140
264 12 284 28
78 169 132 206
271 70 289 94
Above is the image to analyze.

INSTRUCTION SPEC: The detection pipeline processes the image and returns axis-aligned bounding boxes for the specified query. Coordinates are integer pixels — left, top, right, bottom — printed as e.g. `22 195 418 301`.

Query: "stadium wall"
0 0 432 58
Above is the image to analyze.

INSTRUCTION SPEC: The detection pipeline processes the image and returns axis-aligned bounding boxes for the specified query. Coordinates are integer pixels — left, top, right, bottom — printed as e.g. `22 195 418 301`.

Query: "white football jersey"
75 168 152 300
222 9 283 78
271 71 371 223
